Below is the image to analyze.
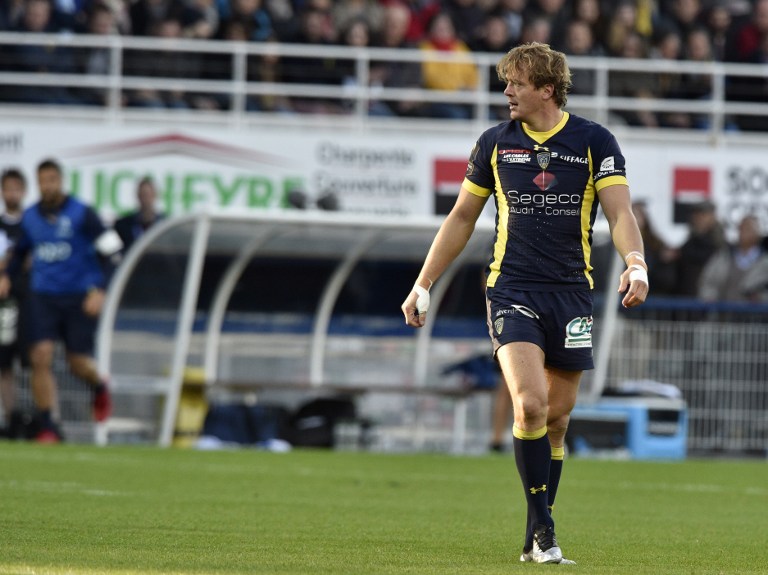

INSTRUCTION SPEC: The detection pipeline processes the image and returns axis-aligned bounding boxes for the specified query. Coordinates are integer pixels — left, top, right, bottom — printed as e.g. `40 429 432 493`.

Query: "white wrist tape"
624 251 645 264
413 285 431 314
628 264 648 285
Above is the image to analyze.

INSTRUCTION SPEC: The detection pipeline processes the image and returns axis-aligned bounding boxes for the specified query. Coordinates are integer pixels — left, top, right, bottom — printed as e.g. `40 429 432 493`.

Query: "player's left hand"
618 264 649 308
83 288 105 317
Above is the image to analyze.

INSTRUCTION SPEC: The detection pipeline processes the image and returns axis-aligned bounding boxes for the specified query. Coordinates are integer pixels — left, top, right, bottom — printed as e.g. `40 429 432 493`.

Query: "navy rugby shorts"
27 292 97 355
485 287 595 371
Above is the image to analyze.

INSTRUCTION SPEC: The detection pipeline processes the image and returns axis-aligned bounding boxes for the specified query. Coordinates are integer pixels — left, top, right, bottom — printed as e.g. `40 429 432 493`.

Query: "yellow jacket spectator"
419 12 478 119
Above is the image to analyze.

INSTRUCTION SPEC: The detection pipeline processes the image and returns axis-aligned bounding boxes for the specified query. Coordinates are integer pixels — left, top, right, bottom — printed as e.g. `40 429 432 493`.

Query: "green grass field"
1 443 766 575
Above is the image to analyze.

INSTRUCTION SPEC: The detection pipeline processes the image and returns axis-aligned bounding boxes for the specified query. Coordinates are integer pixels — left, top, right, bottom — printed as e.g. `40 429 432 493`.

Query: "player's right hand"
401 284 431 328
618 264 649 308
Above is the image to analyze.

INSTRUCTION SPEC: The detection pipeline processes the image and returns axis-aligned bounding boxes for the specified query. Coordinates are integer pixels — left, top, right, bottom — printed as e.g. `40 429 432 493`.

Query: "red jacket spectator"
379 0 440 43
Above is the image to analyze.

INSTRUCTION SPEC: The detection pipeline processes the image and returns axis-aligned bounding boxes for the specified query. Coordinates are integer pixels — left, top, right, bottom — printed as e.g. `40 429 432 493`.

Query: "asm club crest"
534 151 557 191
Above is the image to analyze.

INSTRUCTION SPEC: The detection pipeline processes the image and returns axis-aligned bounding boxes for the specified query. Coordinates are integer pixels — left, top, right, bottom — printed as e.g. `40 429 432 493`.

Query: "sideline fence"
606 300 768 455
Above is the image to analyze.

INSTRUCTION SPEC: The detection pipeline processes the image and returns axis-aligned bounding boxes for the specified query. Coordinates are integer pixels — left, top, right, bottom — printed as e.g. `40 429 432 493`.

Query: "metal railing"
2 31 768 140
607 301 768 456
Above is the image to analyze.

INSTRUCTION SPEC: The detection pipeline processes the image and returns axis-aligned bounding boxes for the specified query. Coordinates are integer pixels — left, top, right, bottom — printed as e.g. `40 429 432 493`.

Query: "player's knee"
514 394 547 425
547 412 570 440
67 355 94 379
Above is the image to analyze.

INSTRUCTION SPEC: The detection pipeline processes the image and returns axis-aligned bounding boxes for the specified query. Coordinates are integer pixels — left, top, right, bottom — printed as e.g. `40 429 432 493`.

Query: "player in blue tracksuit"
402 43 649 565
0 158 123 442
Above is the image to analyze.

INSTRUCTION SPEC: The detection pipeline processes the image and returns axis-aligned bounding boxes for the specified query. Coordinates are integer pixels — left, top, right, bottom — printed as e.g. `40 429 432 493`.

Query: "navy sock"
523 445 564 551
547 446 565 514
513 425 553 539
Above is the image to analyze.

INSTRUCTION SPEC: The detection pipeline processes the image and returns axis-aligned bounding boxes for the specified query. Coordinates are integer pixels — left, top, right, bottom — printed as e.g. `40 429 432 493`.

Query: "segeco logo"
505 190 581 207
35 241 72 263
505 190 582 215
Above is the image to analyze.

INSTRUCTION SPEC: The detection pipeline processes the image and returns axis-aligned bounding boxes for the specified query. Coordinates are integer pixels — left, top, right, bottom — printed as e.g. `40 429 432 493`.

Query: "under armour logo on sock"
529 484 547 494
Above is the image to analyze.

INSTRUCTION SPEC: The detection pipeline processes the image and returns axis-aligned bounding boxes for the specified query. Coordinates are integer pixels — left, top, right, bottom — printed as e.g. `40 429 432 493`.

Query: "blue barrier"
570 397 688 460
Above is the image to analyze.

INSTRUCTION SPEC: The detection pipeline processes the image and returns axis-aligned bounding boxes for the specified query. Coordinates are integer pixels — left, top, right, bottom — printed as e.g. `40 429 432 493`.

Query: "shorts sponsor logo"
565 316 593 348
495 305 540 321
512 304 540 319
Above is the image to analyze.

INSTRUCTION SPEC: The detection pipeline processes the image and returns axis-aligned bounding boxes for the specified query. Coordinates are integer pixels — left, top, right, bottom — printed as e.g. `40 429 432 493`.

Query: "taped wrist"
624 250 645 265
413 284 431 313
628 264 649 285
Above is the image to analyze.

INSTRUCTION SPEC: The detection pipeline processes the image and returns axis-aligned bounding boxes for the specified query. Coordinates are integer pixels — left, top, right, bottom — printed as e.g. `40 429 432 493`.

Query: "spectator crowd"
633 198 768 304
1 0 768 126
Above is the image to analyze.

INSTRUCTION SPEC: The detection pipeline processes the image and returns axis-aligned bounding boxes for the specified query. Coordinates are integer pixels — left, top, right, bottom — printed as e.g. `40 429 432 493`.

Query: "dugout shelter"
95 210 622 448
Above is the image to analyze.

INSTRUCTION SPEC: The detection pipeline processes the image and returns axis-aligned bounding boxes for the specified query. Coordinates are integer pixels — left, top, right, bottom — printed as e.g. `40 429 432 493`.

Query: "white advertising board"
0 123 448 219
1 121 767 246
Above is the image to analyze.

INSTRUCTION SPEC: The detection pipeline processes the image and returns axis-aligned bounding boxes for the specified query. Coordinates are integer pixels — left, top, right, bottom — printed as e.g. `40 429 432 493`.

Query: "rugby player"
401 42 649 565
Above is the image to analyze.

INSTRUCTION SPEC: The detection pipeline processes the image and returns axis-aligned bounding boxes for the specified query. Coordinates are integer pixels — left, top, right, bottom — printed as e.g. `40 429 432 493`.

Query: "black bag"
289 396 357 448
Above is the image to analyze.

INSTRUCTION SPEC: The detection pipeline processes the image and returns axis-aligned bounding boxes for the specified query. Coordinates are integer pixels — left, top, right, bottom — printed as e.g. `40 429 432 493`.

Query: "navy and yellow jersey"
463 112 628 291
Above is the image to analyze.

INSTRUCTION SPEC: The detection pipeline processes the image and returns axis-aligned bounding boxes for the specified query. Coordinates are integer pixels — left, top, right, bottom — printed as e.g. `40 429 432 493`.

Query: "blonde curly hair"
496 42 572 108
